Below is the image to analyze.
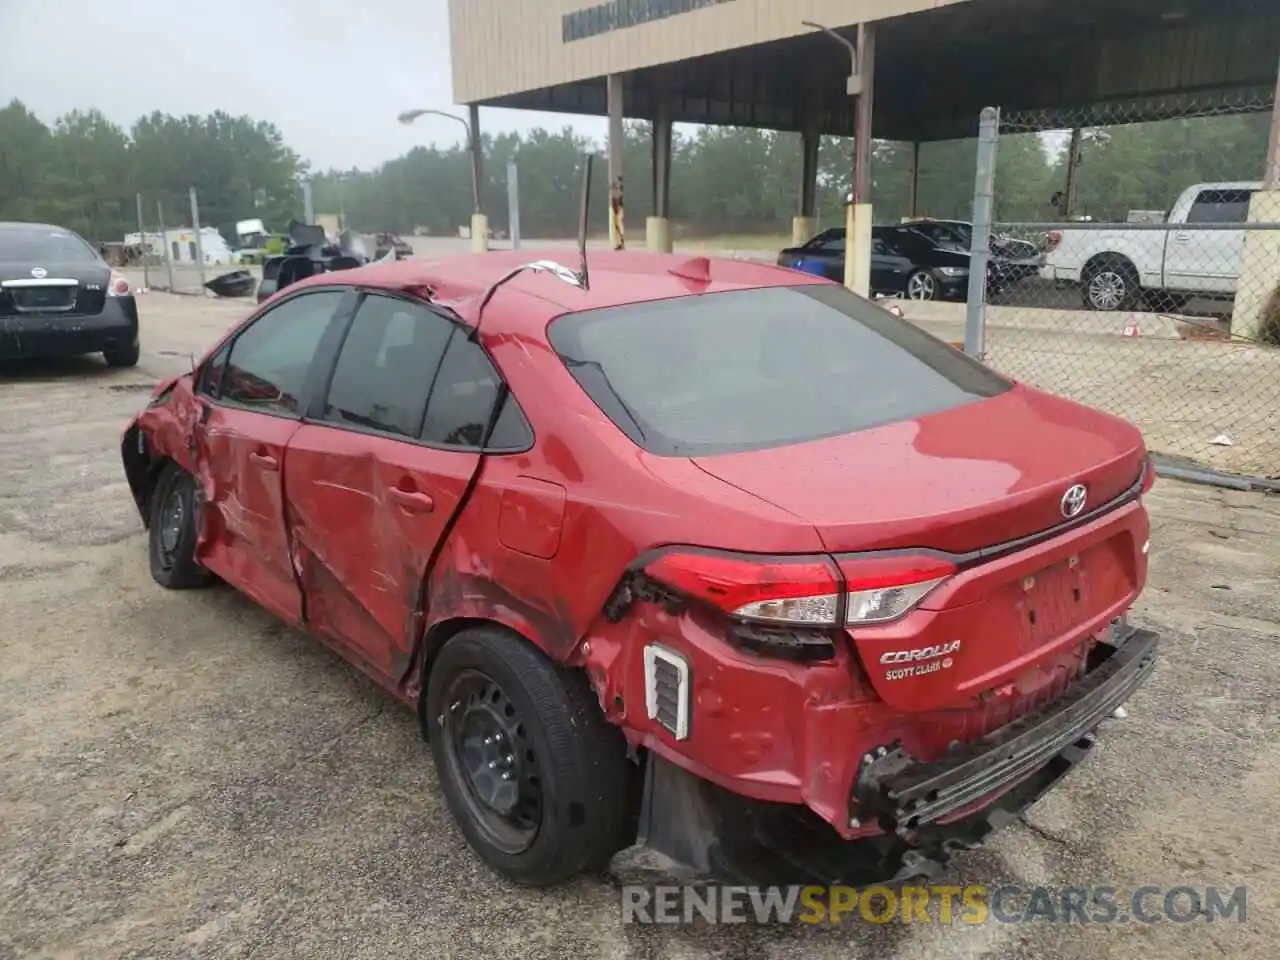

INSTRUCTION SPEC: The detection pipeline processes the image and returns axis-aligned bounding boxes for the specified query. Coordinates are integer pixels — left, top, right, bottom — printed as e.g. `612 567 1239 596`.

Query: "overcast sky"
0 0 604 172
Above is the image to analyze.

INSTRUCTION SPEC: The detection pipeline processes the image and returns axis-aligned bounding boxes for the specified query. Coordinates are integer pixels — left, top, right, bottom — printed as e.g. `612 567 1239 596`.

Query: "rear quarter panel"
419 325 827 664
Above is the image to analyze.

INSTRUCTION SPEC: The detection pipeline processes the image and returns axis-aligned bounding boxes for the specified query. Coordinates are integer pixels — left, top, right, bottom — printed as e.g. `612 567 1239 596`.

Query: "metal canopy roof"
477 0 1279 141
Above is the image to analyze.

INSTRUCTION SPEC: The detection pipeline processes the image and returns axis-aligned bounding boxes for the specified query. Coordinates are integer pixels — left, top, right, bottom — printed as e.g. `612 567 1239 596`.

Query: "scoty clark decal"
881 640 960 681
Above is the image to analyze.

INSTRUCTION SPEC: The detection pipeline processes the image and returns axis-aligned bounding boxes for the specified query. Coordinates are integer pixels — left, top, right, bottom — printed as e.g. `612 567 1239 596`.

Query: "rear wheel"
1082 259 1139 311
425 626 633 886
906 269 939 301
148 464 215 589
104 336 140 368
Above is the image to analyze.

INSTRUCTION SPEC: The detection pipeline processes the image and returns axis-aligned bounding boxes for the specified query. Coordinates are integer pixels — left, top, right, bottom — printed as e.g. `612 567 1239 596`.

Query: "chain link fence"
965 95 1280 484
126 187 247 296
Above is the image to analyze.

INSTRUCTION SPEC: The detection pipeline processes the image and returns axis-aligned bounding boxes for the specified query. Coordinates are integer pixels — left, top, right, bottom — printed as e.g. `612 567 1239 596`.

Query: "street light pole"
398 107 483 220
802 20 874 296
398 107 488 252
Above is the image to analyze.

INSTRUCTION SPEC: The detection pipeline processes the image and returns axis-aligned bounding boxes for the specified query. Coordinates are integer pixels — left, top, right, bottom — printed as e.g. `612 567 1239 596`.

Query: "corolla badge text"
880 640 961 665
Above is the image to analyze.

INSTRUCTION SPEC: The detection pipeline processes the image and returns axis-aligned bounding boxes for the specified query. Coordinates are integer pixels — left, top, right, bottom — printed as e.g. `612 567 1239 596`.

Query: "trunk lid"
692 384 1146 556
693 384 1149 712
0 259 111 317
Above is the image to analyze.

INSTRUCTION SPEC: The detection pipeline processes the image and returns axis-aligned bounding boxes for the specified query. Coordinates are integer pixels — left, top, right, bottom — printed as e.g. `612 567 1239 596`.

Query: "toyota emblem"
30 266 47 279
1061 484 1088 518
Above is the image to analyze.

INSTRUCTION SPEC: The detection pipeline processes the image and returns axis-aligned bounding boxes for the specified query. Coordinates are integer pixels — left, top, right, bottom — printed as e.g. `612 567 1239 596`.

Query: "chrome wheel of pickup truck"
1083 259 1139 311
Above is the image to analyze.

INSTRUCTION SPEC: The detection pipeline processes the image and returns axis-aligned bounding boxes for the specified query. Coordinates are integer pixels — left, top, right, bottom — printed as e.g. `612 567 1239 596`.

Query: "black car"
0 222 140 366
777 224 1040 301
901 217 1042 263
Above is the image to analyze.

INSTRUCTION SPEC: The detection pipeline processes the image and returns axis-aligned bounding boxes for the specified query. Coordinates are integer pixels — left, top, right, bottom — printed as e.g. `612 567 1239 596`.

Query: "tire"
1082 259 1139 311
905 269 939 301
147 463 215 589
104 336 141 368
426 626 633 886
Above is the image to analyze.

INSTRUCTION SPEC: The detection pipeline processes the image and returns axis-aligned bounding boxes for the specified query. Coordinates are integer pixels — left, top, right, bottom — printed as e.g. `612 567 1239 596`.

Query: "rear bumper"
856 624 1158 835
0 296 138 360
622 625 1157 886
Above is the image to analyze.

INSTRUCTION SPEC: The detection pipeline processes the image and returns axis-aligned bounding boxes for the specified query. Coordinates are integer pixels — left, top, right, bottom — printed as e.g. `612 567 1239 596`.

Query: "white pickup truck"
1041 181 1261 311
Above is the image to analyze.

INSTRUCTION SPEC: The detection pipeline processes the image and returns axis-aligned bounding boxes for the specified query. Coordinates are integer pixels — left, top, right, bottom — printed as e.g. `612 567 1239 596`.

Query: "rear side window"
322 294 453 438
221 291 342 416
547 285 1011 457
1186 189 1253 224
422 333 532 450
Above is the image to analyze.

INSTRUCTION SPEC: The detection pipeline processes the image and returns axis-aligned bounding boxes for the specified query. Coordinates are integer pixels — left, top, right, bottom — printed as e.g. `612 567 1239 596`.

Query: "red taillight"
1043 230 1063 252
834 554 955 624
641 550 955 627
108 271 130 297
644 551 841 625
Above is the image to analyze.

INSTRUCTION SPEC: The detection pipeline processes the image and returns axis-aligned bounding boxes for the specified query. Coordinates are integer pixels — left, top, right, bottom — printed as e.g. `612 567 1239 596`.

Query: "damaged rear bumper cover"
617 626 1158 886
860 625 1159 836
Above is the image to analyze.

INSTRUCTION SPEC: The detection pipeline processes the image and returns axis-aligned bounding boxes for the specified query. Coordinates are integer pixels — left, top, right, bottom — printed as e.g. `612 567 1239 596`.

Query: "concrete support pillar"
648 100 673 252
468 103 488 252
792 124 820 245
908 141 920 218
1232 61 1280 339
844 22 876 296
791 217 817 246
606 74 626 250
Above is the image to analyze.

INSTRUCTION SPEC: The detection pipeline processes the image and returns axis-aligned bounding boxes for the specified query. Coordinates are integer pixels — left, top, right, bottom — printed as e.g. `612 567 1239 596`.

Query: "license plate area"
1017 540 1127 646
9 283 78 313
1020 560 1084 644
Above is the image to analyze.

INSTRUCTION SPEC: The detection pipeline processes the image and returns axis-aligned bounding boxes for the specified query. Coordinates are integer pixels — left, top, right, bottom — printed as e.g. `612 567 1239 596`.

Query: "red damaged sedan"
121 250 1157 887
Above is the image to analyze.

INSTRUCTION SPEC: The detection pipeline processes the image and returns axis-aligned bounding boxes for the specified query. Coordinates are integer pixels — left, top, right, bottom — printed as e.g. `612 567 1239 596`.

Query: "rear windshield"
0 229 100 263
547 284 1012 457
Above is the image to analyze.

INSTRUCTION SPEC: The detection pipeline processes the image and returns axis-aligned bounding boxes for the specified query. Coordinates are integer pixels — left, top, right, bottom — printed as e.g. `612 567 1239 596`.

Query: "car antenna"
470 150 595 339
576 151 592 291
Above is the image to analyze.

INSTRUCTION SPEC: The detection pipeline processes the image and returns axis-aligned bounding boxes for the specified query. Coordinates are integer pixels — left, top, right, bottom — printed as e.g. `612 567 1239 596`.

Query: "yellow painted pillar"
843 202 872 297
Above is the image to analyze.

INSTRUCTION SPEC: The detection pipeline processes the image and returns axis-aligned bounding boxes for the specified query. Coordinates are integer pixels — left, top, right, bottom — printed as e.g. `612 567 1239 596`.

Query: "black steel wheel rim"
440 669 543 855
157 484 185 567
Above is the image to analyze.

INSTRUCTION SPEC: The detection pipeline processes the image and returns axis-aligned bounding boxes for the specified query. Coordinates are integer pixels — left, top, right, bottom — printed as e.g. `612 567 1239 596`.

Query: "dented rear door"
282 295 492 678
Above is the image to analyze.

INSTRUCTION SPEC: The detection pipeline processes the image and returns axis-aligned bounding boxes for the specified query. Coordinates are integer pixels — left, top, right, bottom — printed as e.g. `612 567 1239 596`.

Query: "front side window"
221 290 343 416
884 229 934 260
806 229 845 254
322 294 453 438
198 342 231 398
548 285 1011 457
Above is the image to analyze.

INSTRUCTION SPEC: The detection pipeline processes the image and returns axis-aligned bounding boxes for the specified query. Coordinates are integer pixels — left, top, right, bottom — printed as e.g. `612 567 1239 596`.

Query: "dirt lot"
2 291 1278 959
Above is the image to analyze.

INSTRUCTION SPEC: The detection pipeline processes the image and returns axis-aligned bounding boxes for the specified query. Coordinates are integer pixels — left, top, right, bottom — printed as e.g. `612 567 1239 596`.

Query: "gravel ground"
1 292 1277 959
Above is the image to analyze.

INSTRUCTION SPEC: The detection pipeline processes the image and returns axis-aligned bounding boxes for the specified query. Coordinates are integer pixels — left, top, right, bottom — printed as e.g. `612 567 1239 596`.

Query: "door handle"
388 487 435 513
249 451 278 470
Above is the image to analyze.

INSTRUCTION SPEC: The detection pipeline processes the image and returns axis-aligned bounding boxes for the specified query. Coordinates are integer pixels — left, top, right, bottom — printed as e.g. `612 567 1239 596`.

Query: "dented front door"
196 401 304 625
188 287 350 627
